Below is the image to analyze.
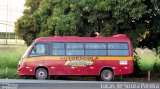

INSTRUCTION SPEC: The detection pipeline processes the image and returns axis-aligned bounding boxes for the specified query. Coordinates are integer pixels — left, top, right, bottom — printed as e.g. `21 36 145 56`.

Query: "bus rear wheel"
35 68 48 80
100 69 113 81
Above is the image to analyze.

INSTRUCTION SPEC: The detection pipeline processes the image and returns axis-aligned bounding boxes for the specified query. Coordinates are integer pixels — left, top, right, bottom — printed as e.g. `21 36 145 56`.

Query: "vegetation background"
15 0 160 52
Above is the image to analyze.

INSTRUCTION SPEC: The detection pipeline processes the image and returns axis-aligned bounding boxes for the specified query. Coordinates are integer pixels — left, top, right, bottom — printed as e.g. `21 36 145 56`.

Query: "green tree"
15 0 160 52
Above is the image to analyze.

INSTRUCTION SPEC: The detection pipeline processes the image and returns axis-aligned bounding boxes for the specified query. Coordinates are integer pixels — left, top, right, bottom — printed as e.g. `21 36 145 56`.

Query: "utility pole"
5 0 8 44
8 0 11 40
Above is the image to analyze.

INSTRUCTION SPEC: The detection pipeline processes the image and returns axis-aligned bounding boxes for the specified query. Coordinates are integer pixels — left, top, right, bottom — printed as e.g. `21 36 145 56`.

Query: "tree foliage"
15 0 160 52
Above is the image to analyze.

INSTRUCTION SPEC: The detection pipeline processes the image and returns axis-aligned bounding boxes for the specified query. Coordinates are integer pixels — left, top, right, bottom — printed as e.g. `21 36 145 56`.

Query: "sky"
0 0 25 32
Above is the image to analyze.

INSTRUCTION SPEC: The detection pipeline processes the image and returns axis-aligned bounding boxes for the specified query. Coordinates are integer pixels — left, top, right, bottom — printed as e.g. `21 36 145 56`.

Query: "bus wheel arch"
35 66 49 80
98 67 114 81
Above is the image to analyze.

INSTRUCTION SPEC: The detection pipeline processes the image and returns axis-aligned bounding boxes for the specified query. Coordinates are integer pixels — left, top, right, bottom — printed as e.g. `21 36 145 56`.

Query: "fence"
0 32 25 45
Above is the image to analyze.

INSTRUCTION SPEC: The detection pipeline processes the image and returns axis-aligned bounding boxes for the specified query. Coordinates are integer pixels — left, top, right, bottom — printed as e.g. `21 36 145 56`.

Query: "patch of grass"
0 68 21 79
0 46 26 68
0 46 26 79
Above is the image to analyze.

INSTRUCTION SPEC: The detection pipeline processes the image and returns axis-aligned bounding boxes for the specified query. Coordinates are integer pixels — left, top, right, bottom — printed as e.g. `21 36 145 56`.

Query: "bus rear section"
17 34 133 81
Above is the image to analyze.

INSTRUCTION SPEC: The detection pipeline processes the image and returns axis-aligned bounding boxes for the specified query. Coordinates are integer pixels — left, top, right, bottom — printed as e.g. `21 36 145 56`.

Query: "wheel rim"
37 70 46 79
102 71 112 80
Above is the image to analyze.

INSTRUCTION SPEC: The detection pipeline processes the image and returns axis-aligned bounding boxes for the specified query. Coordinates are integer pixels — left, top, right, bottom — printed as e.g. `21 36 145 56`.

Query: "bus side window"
107 43 129 56
29 43 48 57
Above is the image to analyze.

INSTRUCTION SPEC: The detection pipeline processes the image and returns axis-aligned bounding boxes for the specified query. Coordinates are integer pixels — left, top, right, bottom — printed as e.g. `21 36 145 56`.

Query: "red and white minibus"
18 34 133 81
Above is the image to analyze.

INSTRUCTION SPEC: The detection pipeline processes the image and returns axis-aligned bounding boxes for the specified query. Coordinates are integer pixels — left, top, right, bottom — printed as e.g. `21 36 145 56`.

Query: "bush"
153 59 160 72
136 48 159 72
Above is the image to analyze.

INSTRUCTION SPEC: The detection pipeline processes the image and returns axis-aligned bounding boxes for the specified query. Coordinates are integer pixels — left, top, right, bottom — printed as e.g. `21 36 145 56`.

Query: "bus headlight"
119 60 128 65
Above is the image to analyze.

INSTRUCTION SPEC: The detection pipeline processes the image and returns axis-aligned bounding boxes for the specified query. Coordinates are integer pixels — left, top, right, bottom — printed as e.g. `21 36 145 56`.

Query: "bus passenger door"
27 43 50 75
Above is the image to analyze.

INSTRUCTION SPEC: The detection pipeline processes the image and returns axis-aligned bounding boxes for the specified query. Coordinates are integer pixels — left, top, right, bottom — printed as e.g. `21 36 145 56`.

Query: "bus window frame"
107 42 130 56
85 42 107 56
28 42 130 57
51 42 66 56
28 42 50 57
107 42 129 50
65 42 85 56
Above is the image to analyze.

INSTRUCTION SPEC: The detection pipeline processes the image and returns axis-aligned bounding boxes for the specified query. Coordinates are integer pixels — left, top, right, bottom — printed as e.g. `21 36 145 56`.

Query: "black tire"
100 69 113 81
35 68 48 80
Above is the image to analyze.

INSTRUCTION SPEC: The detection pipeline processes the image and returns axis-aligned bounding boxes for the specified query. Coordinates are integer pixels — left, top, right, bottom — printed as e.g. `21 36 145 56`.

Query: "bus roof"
35 34 131 43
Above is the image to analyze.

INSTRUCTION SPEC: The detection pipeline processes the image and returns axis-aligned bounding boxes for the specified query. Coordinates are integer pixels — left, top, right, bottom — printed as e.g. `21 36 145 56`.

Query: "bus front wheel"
35 68 48 80
100 69 113 81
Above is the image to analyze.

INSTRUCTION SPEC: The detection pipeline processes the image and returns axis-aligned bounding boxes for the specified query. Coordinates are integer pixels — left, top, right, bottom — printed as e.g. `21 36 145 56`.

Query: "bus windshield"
21 44 34 59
